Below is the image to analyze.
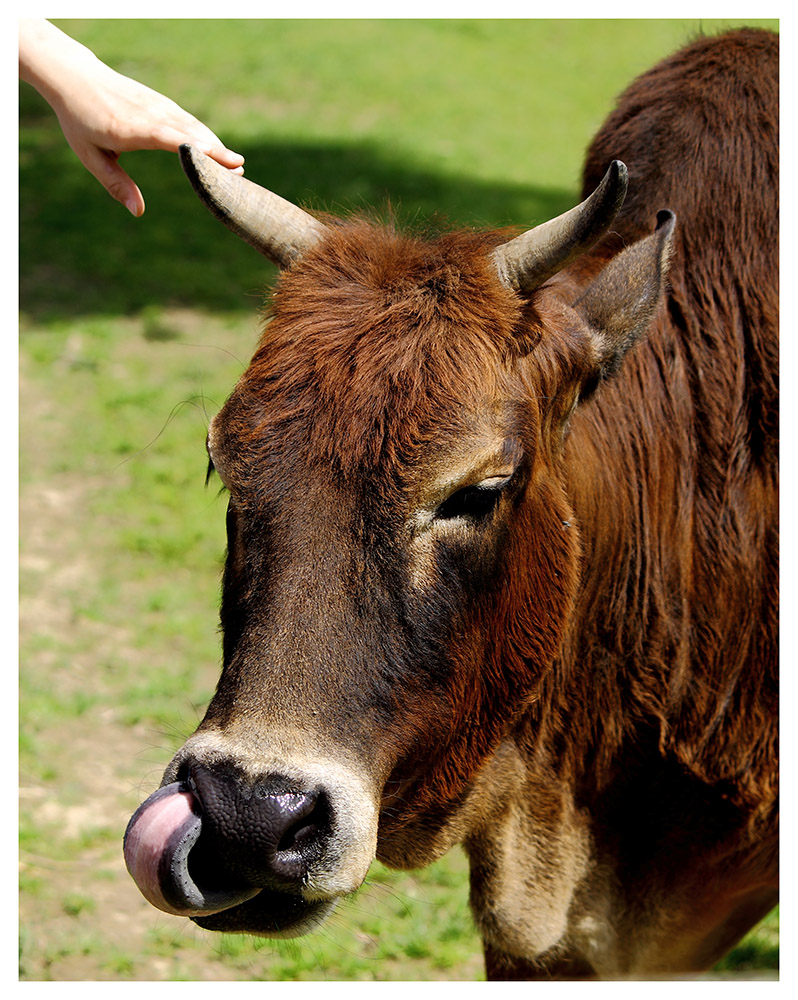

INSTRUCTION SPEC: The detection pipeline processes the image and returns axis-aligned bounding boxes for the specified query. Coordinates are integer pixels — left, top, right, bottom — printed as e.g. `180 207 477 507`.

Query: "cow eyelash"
205 457 230 496
435 477 512 522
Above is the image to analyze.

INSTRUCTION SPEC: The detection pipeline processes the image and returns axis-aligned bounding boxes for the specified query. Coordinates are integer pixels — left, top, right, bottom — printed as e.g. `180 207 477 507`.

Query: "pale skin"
19 19 245 217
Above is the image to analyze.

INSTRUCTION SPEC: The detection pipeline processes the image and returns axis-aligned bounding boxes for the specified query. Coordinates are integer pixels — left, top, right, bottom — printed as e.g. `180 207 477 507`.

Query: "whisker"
111 396 214 470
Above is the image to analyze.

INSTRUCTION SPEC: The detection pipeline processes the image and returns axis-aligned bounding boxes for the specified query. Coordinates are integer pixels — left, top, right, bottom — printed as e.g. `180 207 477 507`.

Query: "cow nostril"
276 796 327 854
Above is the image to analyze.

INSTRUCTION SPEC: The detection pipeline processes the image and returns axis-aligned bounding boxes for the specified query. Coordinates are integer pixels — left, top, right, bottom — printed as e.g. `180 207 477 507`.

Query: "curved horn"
492 160 628 294
179 144 327 268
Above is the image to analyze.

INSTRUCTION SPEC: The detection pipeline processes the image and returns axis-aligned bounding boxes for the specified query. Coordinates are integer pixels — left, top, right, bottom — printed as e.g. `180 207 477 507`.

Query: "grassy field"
19 18 779 981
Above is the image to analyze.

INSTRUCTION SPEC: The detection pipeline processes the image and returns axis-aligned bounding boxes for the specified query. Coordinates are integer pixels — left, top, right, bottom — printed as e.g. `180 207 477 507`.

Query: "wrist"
19 20 103 108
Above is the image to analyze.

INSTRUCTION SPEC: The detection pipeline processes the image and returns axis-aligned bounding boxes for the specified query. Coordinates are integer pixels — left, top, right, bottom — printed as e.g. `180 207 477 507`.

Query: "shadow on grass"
717 938 779 973
20 85 576 323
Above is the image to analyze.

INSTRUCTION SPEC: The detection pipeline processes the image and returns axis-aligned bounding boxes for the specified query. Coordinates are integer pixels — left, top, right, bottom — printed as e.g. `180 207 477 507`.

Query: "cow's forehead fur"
217 220 536 484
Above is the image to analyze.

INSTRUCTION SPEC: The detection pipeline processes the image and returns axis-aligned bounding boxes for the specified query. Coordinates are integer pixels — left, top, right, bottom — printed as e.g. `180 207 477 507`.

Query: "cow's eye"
435 476 512 522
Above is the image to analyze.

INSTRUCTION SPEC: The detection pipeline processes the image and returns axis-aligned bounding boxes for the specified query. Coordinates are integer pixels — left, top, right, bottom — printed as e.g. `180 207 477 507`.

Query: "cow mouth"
123 782 336 936
190 890 335 937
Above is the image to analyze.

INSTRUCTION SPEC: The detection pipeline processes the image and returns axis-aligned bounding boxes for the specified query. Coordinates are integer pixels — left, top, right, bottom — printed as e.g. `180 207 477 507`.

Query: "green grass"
20 17 778 981
711 907 779 975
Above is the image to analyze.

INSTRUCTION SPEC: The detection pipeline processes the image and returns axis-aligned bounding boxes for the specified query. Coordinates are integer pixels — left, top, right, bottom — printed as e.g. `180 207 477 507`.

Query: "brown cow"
124 29 778 978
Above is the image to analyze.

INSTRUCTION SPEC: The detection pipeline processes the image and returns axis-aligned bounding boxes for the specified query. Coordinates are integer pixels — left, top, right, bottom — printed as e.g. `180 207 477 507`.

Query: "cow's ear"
575 210 676 381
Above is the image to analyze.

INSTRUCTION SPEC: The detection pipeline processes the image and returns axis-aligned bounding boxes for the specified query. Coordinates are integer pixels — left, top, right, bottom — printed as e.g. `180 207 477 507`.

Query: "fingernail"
126 196 142 217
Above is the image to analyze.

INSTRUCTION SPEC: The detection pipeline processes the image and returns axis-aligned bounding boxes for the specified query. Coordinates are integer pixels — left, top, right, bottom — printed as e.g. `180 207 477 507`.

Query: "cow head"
124 147 674 937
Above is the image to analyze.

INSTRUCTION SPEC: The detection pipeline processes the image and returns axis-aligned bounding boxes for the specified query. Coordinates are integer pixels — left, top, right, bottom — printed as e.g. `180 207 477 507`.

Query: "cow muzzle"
124 744 380 936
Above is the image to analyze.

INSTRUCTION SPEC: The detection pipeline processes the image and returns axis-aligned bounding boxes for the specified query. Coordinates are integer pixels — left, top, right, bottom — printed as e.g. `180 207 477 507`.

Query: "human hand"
50 62 246 217
20 20 245 216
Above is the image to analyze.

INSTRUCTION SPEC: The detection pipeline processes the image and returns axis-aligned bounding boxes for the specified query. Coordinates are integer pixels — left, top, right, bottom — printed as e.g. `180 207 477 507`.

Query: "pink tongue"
124 782 260 916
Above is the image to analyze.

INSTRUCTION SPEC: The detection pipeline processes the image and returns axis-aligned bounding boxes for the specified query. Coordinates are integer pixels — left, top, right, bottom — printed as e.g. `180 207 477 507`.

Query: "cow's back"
585 28 778 443
584 28 777 446
584 29 778 264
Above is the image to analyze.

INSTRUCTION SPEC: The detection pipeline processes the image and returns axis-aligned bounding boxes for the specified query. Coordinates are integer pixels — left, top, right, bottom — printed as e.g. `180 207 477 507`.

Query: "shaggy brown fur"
557 27 778 816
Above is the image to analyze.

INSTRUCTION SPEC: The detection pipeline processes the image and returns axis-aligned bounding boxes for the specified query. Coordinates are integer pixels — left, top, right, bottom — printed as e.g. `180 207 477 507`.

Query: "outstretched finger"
148 122 245 171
